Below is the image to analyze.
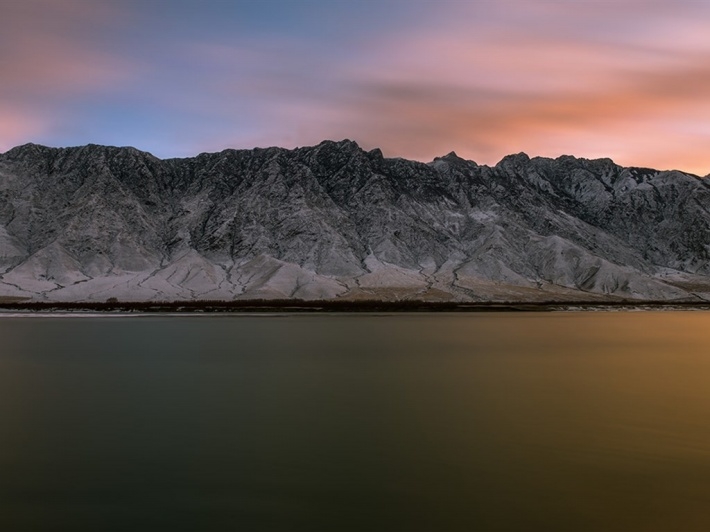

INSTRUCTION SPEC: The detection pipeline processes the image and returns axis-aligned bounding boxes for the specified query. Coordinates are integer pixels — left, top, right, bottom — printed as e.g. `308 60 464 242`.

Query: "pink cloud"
181 1 710 174
0 104 49 153
262 1 710 174
3 0 710 177
1 0 135 92
0 0 137 146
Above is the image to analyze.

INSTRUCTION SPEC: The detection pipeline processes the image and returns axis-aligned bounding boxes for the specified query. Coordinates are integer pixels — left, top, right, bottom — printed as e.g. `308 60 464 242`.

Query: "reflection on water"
1 312 710 531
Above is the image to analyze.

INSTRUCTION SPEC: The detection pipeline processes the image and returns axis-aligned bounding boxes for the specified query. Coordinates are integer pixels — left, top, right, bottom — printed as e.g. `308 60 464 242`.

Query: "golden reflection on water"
379 312 710 531
0 312 709 531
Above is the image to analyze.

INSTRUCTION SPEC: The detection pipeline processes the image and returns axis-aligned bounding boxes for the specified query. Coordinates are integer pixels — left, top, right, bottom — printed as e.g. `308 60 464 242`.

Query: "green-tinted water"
1 312 710 531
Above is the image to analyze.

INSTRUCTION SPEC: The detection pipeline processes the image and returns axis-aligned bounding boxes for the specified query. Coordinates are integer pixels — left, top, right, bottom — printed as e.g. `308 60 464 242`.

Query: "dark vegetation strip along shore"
1 299 709 313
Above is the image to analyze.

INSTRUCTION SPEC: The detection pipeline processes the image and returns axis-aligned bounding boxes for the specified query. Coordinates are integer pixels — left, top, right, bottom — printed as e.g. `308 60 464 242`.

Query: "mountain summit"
0 141 708 302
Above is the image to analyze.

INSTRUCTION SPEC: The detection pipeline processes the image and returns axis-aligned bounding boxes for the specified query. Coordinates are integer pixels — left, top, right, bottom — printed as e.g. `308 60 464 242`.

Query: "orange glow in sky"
1 0 709 176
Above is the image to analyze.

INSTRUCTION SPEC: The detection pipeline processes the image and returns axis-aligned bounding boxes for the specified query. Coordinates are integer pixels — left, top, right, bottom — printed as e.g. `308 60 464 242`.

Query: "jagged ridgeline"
0 140 709 302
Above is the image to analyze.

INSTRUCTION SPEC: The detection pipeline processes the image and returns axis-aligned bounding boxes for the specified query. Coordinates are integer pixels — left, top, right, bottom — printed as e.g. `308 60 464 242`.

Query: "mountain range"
0 140 708 302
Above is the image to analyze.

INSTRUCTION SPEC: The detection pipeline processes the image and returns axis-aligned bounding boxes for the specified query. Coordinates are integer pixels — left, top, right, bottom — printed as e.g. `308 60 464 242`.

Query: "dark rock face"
0 140 708 302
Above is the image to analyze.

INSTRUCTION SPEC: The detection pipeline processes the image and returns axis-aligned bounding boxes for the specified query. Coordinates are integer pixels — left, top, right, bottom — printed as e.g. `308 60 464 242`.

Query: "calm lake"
1 312 710 531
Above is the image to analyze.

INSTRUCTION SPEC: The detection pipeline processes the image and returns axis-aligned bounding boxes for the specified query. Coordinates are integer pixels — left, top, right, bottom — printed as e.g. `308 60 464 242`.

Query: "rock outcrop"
0 140 708 302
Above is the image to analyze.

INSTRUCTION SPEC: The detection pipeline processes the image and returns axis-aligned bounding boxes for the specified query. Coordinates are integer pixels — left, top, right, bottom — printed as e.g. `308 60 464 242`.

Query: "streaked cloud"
0 0 137 147
188 0 710 174
1 0 709 175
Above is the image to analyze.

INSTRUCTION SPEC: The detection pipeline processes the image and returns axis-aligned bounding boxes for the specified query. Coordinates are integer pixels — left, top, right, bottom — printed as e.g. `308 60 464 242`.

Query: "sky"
2 0 710 175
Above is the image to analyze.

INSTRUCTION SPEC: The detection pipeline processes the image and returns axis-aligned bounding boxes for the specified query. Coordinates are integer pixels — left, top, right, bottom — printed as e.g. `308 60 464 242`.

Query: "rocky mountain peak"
495 152 531 172
436 151 471 163
0 141 708 302
1 142 54 162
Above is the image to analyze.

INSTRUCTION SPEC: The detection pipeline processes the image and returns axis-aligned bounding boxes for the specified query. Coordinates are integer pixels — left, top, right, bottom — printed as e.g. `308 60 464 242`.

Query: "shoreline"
1 299 710 313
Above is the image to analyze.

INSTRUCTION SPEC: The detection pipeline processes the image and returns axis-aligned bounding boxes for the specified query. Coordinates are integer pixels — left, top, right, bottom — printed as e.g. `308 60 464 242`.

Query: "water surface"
1 312 710 531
